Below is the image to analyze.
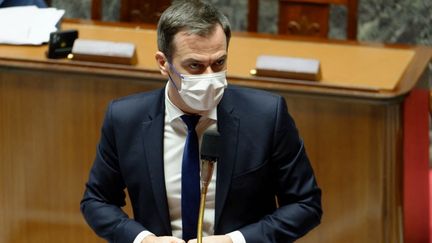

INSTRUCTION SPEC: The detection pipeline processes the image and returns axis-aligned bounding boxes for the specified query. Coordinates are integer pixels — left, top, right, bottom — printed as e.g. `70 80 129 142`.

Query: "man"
80 1 322 243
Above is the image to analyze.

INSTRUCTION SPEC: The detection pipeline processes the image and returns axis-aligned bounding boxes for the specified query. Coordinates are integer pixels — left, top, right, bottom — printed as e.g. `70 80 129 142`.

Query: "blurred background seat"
91 0 171 24
248 0 358 40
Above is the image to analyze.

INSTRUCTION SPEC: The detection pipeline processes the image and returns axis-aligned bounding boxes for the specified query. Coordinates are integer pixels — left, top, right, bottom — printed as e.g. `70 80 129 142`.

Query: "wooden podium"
0 20 430 243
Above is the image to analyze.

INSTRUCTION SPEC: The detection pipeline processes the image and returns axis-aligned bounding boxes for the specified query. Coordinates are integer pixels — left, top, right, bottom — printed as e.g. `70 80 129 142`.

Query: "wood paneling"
248 0 358 39
278 0 358 39
282 94 402 243
0 67 160 243
247 0 259 32
279 2 330 37
91 0 171 24
120 0 171 24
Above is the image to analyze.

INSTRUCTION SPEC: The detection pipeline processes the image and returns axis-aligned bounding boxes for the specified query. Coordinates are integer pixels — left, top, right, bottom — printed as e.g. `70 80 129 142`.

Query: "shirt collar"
164 82 218 123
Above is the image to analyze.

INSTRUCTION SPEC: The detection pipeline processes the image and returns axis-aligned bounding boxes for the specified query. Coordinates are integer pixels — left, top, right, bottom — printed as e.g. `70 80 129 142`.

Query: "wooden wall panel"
279 94 402 243
276 0 358 39
0 67 165 243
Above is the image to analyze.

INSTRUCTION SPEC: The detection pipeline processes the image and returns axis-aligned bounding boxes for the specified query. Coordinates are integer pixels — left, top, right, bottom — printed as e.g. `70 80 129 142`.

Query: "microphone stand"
197 159 215 243
197 129 220 243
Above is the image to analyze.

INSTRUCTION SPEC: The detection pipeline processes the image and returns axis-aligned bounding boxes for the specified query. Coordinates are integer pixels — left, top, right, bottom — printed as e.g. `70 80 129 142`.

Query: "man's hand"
187 235 233 243
142 235 185 243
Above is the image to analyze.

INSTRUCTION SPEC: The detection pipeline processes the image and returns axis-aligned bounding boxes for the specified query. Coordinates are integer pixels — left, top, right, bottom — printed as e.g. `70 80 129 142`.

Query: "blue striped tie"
180 114 201 241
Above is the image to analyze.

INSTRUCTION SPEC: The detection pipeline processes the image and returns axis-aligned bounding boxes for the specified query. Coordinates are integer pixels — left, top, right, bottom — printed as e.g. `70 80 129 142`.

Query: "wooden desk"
0 20 430 243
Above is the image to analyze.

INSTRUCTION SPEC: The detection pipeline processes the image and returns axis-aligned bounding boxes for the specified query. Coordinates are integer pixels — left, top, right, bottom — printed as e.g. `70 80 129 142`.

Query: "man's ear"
155 51 169 75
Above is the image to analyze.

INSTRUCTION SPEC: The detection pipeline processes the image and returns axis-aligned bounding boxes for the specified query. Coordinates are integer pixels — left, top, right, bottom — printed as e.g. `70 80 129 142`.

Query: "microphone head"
200 129 221 161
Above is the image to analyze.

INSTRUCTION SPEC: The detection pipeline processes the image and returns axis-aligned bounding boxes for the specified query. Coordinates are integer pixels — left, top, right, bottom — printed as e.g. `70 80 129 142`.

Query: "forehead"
171 25 227 61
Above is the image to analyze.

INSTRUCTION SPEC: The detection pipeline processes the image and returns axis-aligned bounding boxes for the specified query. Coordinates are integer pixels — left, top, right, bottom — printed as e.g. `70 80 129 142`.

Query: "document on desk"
0 6 64 45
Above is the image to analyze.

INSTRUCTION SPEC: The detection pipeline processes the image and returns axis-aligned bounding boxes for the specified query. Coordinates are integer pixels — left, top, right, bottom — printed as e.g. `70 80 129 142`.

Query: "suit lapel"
138 88 241 234
141 90 172 235
214 99 240 232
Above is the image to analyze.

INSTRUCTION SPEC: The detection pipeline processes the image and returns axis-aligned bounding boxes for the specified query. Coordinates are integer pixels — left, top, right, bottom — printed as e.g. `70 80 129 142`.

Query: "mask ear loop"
168 62 184 91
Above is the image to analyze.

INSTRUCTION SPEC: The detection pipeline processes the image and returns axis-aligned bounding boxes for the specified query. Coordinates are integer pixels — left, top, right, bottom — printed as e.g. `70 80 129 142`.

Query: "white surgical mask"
168 63 227 111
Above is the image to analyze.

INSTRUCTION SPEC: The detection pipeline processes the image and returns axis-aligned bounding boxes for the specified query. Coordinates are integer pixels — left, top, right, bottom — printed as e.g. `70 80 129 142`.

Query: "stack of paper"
0 6 64 45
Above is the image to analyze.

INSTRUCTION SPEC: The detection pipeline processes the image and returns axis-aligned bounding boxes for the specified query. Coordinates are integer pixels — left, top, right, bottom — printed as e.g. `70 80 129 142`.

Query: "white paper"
0 6 65 45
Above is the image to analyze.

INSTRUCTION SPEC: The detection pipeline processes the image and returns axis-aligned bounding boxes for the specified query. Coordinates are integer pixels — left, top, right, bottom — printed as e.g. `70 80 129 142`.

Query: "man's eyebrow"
216 55 227 61
182 54 227 64
183 58 203 63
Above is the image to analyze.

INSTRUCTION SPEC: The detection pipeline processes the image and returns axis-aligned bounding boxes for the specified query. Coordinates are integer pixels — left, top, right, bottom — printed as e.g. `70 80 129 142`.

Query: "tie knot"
181 115 200 131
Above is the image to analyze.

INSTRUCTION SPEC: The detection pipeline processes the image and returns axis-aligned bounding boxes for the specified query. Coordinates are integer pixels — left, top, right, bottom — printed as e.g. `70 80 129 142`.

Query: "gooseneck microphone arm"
197 158 214 243
197 129 221 243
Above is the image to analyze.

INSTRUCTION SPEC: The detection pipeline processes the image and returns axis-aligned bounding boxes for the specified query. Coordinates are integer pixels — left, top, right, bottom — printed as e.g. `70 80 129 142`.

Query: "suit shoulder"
221 85 289 121
108 88 164 119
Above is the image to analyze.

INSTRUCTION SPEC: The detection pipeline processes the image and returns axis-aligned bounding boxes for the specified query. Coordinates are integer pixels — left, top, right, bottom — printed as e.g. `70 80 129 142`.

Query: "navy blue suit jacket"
81 85 322 243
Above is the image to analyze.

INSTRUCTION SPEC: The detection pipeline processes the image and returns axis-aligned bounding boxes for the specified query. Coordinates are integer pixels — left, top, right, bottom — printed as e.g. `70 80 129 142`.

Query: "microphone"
197 129 221 243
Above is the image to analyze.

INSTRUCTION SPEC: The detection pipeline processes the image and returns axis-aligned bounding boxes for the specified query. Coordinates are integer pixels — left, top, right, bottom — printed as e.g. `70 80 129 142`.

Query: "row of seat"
90 0 358 40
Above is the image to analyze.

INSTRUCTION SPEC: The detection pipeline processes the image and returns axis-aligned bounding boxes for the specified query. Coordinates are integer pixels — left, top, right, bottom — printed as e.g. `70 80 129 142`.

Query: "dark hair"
157 0 231 61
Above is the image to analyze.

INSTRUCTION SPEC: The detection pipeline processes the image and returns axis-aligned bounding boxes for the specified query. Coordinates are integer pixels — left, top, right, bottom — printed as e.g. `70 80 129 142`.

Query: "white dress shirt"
134 83 245 243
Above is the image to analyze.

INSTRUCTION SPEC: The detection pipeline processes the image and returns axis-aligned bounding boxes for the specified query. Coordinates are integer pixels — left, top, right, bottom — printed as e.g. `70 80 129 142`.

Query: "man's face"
169 24 227 82
155 24 228 114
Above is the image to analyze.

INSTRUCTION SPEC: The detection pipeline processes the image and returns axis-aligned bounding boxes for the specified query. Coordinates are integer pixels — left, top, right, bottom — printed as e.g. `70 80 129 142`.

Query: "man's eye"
189 63 203 70
215 59 225 66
